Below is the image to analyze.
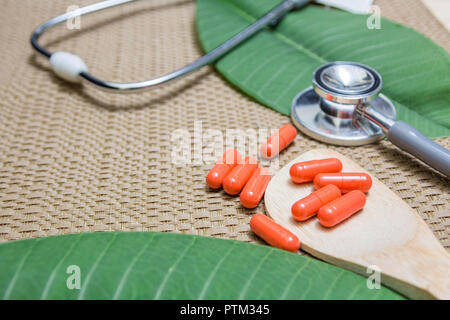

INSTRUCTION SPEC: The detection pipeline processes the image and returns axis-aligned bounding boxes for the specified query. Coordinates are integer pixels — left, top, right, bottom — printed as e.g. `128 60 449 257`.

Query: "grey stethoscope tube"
356 105 450 178
31 0 311 92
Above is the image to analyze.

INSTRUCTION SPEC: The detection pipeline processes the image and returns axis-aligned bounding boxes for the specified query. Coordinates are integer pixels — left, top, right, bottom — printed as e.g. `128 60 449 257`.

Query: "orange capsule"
314 172 372 193
317 190 366 227
206 149 242 189
291 184 341 221
240 167 271 209
260 124 297 158
250 213 301 252
223 156 258 195
290 158 342 183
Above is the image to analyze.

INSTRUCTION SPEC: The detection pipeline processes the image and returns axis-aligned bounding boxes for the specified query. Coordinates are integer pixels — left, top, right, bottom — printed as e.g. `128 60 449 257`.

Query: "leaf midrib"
219 0 326 64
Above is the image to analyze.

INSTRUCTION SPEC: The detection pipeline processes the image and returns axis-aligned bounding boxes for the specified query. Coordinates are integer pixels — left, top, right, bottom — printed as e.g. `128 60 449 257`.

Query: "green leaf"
196 0 450 138
0 232 404 299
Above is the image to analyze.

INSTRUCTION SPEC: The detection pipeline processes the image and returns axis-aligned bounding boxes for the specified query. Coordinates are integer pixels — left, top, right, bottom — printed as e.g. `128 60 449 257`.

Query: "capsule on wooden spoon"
314 172 372 193
318 190 366 227
290 158 342 183
291 184 341 221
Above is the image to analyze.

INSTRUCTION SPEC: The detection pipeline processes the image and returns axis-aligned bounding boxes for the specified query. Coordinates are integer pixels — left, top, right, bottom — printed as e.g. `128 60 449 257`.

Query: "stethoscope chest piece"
291 61 396 146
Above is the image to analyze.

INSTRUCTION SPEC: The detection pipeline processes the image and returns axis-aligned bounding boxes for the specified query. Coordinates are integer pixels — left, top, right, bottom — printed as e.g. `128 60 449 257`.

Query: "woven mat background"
0 0 449 251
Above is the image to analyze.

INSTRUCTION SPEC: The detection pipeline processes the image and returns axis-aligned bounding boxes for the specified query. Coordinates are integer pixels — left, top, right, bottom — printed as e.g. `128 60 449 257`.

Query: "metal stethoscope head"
292 61 450 177
292 61 395 146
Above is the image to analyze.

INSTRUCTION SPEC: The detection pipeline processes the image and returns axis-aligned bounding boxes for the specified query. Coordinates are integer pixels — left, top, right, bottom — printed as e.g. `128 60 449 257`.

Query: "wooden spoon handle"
380 222 450 299
418 252 450 299
336 219 450 299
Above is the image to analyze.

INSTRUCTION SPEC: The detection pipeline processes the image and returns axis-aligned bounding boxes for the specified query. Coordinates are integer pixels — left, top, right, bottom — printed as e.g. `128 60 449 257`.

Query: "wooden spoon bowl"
264 148 450 299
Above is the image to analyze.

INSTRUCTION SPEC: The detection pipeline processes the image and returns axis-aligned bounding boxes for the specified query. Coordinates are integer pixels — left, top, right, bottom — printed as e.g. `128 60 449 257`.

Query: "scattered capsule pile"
206 125 300 251
206 124 297 209
206 124 373 254
290 158 372 227
206 149 271 209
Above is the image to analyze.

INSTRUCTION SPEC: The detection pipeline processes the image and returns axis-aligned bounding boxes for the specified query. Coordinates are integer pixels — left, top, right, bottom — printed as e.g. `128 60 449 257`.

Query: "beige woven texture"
0 0 449 250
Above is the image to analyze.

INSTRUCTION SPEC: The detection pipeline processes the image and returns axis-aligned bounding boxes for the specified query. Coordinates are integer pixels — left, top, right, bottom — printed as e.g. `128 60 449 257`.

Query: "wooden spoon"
264 148 450 299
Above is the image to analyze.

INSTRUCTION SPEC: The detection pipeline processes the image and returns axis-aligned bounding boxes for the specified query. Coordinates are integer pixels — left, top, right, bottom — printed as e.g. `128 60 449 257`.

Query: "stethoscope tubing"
31 0 310 92
31 0 450 178
356 105 450 178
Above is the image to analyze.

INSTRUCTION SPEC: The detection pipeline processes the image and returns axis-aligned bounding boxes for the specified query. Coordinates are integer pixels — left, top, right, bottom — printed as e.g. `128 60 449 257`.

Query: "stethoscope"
31 0 450 177
292 61 450 177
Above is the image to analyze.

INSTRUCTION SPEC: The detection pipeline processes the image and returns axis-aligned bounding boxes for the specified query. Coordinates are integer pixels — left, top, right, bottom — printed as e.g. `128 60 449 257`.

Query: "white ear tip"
49 52 88 83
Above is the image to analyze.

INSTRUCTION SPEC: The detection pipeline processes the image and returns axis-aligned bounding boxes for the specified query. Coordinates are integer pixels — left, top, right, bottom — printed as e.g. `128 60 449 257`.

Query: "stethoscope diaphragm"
292 61 396 146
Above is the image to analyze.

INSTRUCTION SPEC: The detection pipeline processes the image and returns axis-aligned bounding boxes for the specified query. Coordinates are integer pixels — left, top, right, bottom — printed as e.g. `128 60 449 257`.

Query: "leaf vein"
77 233 118 300
198 241 237 299
280 259 310 299
238 249 273 299
40 235 84 299
153 237 197 300
2 238 42 300
112 233 157 300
